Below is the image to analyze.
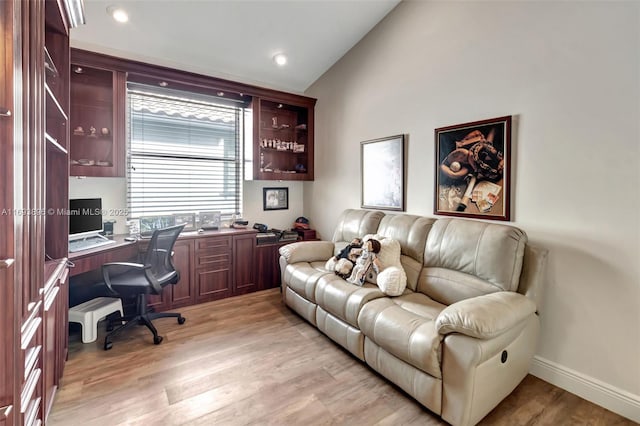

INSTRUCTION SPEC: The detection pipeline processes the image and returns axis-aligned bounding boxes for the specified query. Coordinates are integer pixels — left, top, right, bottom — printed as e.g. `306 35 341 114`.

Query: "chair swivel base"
103 295 186 350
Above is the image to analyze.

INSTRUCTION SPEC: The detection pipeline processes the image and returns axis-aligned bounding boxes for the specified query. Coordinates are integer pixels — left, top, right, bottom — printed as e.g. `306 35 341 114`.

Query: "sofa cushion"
315 274 387 328
358 292 446 378
283 262 330 303
331 209 385 244
421 219 527 305
376 215 435 290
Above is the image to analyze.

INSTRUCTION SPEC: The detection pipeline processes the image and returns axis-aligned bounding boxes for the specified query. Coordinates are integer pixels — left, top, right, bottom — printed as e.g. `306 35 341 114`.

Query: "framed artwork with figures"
434 116 511 221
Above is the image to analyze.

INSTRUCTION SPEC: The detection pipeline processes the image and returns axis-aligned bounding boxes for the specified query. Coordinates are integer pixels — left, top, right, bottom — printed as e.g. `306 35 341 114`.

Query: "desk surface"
68 228 258 276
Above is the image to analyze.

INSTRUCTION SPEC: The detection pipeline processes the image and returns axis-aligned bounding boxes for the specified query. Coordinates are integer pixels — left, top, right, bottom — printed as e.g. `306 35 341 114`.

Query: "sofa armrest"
279 241 335 264
435 292 536 339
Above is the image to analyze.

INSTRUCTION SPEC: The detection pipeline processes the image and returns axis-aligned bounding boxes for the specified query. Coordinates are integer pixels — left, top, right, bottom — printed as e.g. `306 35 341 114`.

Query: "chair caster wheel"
154 335 163 345
104 341 113 350
178 316 186 325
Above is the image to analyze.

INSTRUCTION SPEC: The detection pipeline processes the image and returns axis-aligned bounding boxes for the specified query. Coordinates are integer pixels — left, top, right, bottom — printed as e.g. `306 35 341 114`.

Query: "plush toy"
347 238 382 286
325 238 363 278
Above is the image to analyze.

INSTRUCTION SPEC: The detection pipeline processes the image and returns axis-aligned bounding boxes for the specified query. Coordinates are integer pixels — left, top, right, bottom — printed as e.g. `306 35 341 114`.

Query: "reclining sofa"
278 209 548 426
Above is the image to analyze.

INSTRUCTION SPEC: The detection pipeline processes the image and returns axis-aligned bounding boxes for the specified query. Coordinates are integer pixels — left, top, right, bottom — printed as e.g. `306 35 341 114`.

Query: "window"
127 84 245 219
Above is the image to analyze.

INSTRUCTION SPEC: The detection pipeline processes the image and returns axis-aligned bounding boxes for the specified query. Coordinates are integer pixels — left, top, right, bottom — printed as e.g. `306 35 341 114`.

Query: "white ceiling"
70 0 401 94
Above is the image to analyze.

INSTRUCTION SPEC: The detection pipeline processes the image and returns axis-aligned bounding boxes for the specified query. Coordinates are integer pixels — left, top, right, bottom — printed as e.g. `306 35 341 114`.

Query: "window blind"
127 84 243 218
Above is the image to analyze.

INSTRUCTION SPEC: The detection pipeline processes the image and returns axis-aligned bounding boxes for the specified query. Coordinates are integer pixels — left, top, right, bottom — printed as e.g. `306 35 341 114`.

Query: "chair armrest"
279 241 335 264
102 262 149 270
436 292 536 339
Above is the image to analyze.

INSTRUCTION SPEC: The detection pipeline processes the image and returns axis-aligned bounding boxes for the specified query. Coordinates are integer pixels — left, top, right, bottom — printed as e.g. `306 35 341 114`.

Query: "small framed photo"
199 211 221 230
173 213 196 231
263 187 289 211
139 215 177 237
434 116 512 221
361 134 405 211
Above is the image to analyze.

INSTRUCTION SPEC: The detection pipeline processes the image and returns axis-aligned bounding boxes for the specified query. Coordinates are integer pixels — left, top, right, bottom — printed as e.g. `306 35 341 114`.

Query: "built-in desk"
69 235 139 276
68 228 264 312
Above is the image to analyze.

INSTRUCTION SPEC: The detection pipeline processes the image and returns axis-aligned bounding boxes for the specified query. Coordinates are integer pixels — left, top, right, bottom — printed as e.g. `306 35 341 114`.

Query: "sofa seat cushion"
358 292 447 378
315 274 387 328
283 262 331 303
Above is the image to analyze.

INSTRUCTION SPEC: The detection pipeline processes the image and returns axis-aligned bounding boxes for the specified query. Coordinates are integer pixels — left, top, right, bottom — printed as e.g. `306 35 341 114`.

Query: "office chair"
101 224 186 350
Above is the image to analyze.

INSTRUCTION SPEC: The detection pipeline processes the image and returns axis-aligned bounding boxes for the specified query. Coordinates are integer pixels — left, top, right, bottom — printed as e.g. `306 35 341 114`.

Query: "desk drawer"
197 236 232 251
196 252 231 269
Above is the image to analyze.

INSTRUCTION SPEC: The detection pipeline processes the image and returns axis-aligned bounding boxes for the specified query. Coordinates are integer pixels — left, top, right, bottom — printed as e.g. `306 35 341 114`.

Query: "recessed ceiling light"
107 6 129 23
273 53 287 66
158 81 168 87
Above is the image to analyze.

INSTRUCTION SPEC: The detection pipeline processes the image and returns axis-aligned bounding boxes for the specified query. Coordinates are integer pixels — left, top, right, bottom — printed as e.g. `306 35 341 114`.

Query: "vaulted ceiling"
70 0 401 93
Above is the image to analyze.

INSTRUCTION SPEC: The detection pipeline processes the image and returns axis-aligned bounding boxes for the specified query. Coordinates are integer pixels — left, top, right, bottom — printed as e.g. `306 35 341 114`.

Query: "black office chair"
101 224 186 350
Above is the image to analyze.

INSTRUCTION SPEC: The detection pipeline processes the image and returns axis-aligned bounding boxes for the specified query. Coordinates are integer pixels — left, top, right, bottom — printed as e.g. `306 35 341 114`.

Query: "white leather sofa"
279 209 548 426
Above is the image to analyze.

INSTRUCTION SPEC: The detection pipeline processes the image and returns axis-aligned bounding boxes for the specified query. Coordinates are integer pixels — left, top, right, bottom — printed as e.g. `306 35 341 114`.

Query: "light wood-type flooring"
49 289 634 426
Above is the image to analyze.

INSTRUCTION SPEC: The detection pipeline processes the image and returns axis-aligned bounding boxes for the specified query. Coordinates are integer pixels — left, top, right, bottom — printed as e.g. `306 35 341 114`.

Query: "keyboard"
69 236 116 252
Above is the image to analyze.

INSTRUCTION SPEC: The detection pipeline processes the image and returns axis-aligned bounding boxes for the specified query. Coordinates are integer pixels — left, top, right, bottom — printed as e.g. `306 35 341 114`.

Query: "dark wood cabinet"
253 97 316 181
0 1 79 423
233 233 257 294
195 235 233 303
255 242 288 290
168 239 195 308
0 1 18 423
69 50 126 177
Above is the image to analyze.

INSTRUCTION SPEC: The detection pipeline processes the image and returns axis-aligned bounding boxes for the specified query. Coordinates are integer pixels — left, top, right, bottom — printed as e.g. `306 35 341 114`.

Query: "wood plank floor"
49 289 634 426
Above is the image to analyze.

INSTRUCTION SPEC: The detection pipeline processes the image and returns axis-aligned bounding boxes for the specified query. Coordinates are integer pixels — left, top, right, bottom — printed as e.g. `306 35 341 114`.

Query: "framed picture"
361 134 405 211
263 187 289 211
173 213 196 231
434 116 512 221
199 211 221 230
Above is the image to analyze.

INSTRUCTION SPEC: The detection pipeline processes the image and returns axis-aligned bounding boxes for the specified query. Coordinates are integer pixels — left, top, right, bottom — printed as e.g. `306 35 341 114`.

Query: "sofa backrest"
417 218 527 305
376 214 436 291
331 209 385 252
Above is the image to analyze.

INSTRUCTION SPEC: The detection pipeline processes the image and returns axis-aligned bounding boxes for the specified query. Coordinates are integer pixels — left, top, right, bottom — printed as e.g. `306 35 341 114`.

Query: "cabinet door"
233 234 256 295
69 57 126 177
255 243 286 291
42 280 60 420
169 239 194 308
253 97 315 181
0 0 16 421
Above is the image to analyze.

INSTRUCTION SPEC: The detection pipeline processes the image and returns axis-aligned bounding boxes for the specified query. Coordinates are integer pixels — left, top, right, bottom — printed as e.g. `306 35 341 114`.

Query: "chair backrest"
144 224 185 293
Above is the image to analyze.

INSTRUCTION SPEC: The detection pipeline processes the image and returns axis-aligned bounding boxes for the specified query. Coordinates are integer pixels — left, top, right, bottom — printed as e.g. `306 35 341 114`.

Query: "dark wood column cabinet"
255 242 289 291
233 233 257 295
168 240 195 308
1 0 83 423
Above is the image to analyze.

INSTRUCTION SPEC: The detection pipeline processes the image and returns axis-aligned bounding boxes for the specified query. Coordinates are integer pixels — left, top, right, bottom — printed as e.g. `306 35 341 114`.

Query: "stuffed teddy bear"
324 237 363 278
347 238 382 286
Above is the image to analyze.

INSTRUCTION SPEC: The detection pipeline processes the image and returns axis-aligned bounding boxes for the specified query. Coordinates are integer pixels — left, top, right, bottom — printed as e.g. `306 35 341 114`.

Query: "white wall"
305 0 640 419
69 178 304 234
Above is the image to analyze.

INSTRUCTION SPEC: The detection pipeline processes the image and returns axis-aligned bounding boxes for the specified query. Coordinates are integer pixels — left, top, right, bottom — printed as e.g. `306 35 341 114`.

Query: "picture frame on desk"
199 211 221 230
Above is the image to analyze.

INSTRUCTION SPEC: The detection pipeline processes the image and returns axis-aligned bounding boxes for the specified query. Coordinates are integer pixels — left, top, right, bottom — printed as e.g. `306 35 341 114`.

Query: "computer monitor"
69 198 103 240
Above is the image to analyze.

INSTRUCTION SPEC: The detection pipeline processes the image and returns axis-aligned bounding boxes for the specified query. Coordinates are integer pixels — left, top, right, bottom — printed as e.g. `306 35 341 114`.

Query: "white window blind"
127 84 243 218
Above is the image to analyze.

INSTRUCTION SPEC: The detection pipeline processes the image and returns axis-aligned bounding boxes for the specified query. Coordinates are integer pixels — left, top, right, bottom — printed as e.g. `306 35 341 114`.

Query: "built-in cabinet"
67 49 317 182
1 0 80 424
253 97 315 181
255 242 289 290
69 50 126 177
141 230 257 312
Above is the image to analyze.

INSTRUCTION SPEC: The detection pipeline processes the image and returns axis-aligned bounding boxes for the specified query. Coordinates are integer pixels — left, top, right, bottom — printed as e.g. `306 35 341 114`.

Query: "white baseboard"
530 356 640 423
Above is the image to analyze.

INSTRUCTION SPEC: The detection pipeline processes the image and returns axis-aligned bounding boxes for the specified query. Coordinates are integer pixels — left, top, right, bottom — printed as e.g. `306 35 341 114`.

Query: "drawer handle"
0 108 11 117
0 258 14 269
1 405 12 418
